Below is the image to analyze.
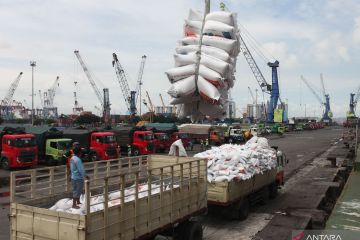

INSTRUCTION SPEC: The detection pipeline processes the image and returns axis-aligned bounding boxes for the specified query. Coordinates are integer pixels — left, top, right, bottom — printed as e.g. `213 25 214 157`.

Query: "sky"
0 0 360 119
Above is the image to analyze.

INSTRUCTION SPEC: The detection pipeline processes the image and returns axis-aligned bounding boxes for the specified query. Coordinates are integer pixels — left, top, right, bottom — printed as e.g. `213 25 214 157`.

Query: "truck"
9 155 207 240
153 132 171 153
27 127 72 165
177 124 224 146
110 126 155 156
63 128 118 161
0 126 38 170
207 148 287 220
224 126 245 144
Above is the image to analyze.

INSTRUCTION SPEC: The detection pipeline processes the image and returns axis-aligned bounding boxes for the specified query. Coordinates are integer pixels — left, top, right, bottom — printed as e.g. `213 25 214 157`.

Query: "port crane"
300 75 332 123
239 32 280 123
159 93 166 114
43 76 60 119
74 50 111 122
72 81 84 115
347 85 360 118
218 2 281 122
1 72 23 119
112 53 146 116
143 91 154 122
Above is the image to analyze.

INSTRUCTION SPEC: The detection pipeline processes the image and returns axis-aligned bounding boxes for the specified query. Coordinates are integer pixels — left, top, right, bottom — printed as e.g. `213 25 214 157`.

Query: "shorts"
72 179 84 198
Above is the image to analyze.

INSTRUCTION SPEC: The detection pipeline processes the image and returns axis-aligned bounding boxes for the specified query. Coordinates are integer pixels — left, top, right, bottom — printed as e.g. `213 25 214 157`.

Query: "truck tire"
238 198 250 221
269 182 278 199
1 158 9 170
46 156 55 166
132 147 140 156
177 221 203 240
90 152 99 162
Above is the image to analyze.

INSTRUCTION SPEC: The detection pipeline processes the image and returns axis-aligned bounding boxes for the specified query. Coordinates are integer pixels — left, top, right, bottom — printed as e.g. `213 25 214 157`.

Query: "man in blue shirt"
70 146 87 209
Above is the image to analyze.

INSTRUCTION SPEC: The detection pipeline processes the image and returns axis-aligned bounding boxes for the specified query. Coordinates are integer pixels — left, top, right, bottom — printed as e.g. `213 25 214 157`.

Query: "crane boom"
301 75 324 105
159 94 166 108
239 35 271 93
354 85 360 109
146 91 154 112
248 87 255 103
1 72 23 106
48 76 60 107
74 50 104 107
320 73 326 102
112 53 135 114
135 55 146 105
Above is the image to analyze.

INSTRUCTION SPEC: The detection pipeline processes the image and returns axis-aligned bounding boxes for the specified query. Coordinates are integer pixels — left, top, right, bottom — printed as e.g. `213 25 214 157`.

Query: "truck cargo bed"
10 155 207 240
207 168 277 205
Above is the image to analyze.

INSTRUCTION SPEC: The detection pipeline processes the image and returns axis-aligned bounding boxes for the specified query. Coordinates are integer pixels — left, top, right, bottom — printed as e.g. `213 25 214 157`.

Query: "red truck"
154 132 172 153
110 127 155 156
63 129 118 161
0 127 38 170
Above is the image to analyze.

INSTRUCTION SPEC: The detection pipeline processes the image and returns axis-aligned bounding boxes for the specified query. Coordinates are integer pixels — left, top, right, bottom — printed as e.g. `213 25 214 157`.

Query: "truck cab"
132 131 155 155
154 132 171 153
225 126 245 144
90 132 118 161
1 133 38 170
46 138 72 165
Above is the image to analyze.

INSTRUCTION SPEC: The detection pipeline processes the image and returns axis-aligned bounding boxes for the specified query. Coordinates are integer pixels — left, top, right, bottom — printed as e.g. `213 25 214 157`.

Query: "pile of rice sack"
166 9 240 121
194 137 277 182
49 182 179 215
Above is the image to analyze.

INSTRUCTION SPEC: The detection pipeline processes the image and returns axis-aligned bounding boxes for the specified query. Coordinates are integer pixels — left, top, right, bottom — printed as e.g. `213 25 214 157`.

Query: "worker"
200 139 204 151
205 138 209 150
70 146 88 209
189 139 194 151
116 145 121 158
127 144 132 157
66 142 80 169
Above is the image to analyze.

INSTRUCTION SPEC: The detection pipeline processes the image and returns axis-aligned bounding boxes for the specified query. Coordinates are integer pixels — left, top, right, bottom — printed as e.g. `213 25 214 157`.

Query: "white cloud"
353 16 360 44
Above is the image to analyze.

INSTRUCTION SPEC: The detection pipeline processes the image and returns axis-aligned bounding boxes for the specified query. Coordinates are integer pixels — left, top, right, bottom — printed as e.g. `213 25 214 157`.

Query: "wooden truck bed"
207 168 277 205
10 155 207 240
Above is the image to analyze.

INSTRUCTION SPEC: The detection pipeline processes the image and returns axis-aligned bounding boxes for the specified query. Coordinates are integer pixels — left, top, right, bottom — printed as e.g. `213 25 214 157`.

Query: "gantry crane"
347 85 360 118
74 50 110 122
112 53 146 116
1 72 23 119
301 75 332 123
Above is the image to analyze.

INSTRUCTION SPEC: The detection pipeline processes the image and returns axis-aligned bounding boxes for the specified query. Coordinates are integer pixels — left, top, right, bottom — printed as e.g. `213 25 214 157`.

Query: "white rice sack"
184 19 201 36
203 20 235 39
169 139 188 157
180 36 236 54
257 137 269 148
170 95 200 105
53 198 73 210
176 45 231 62
165 64 195 83
188 8 203 21
205 11 236 27
174 52 196 67
197 76 221 104
167 75 196 98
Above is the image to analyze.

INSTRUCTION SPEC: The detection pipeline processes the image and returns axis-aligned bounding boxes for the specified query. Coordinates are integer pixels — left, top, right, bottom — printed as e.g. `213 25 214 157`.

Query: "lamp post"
30 61 36 125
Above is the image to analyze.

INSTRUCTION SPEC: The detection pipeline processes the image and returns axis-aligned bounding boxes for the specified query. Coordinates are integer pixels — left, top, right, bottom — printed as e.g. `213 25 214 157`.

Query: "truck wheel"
238 198 250 221
132 148 140 156
177 221 203 240
1 158 9 170
90 152 99 162
46 156 55 166
269 182 278 199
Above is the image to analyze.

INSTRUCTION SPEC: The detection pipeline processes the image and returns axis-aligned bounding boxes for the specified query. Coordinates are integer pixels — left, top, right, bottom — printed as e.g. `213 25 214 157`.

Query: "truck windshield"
144 134 154 140
103 135 116 143
57 141 72 150
233 130 242 135
156 134 168 140
178 133 188 139
13 138 36 147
